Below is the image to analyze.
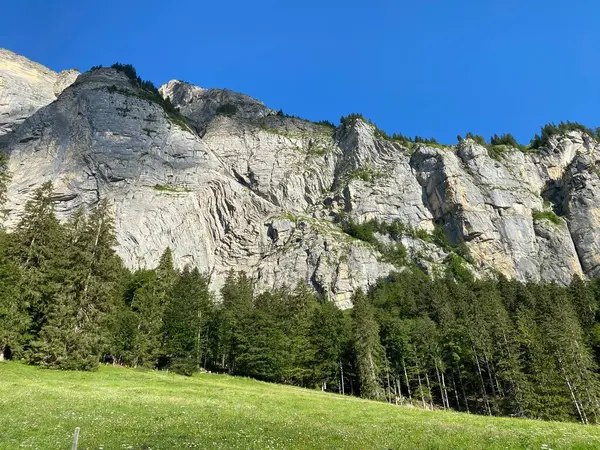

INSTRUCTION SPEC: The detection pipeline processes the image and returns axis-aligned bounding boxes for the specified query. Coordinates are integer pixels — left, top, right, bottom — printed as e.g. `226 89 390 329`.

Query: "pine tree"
309 299 345 391
282 285 318 387
0 231 29 360
218 271 254 373
163 267 212 375
0 158 30 360
29 200 123 369
10 182 67 347
129 248 177 368
351 289 385 400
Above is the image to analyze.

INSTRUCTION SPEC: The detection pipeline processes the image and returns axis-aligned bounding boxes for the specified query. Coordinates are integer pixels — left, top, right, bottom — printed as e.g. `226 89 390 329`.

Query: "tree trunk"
473 346 491 416
340 361 345 395
402 358 412 400
451 375 461 411
484 355 497 398
417 371 426 409
425 372 434 409
196 310 202 370
457 367 470 413
558 354 587 424
396 377 403 404
386 366 392 403
441 371 450 409
434 359 446 409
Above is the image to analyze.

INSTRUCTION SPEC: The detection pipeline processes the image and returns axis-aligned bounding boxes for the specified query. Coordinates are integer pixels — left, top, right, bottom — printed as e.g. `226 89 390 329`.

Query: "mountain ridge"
1 49 599 307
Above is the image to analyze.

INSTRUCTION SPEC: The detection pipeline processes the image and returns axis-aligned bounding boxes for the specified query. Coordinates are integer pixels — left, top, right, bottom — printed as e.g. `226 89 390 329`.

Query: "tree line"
2 173 600 424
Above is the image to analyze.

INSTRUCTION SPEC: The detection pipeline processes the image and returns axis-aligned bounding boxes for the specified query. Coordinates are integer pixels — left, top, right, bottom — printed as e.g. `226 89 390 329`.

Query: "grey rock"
0 48 78 135
1 65 391 308
159 80 274 134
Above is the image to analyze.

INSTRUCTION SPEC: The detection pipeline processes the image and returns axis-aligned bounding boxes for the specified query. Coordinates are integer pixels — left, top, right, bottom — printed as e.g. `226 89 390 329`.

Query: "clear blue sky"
2 1 599 144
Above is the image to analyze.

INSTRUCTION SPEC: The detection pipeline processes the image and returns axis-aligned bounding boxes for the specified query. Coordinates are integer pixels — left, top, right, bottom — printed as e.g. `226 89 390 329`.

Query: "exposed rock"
2 50 600 308
0 49 78 135
159 80 274 134
1 65 392 307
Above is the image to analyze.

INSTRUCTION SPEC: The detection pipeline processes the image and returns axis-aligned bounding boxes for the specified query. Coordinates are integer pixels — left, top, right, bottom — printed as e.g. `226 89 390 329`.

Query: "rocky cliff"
0 49 78 135
2 50 599 307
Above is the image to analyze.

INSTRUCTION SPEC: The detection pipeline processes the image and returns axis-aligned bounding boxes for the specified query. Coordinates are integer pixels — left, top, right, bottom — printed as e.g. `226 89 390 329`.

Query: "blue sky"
2 1 599 144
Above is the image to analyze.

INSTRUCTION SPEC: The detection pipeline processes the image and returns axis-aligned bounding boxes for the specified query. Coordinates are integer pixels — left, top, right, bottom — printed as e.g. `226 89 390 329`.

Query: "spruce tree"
0 231 29 360
129 248 177 368
0 158 29 360
29 200 123 369
351 289 385 400
10 182 67 347
218 271 254 373
163 267 212 375
309 299 345 391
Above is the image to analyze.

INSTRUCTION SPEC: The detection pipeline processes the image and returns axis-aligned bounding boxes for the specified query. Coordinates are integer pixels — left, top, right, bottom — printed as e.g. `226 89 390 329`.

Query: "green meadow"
1 362 599 449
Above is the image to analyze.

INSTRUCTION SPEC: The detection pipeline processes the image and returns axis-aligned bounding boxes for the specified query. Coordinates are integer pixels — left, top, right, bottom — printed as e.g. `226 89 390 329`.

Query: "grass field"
1 362 600 449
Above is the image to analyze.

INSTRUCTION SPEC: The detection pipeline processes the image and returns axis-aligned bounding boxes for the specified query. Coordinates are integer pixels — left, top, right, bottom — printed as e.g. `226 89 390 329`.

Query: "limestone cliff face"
0 49 78 135
2 51 600 307
0 64 391 308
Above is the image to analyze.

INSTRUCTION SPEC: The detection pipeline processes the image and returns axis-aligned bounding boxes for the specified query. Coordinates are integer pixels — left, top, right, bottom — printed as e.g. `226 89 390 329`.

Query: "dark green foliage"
337 216 471 271
490 133 519 148
111 63 139 83
530 121 595 149
352 290 385 400
216 104 238 117
340 218 378 244
309 299 346 390
339 114 442 147
414 136 439 145
124 249 177 368
369 272 600 422
0 230 29 360
465 132 486 146
340 113 367 126
28 199 123 370
315 119 336 129
163 267 212 375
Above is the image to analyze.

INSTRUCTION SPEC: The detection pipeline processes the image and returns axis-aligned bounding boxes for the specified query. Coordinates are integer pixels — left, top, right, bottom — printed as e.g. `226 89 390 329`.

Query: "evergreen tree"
128 248 177 368
0 230 29 360
351 289 385 400
234 291 289 382
218 271 254 373
10 182 67 346
163 267 212 375
309 299 346 391
29 200 123 369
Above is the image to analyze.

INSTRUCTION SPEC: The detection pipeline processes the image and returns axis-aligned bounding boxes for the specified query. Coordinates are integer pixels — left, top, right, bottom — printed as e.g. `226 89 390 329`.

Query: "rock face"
2 50 600 307
0 48 78 135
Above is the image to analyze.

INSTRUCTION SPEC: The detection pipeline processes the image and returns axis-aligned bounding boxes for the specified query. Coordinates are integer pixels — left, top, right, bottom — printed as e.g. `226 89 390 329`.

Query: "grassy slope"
1 362 599 449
